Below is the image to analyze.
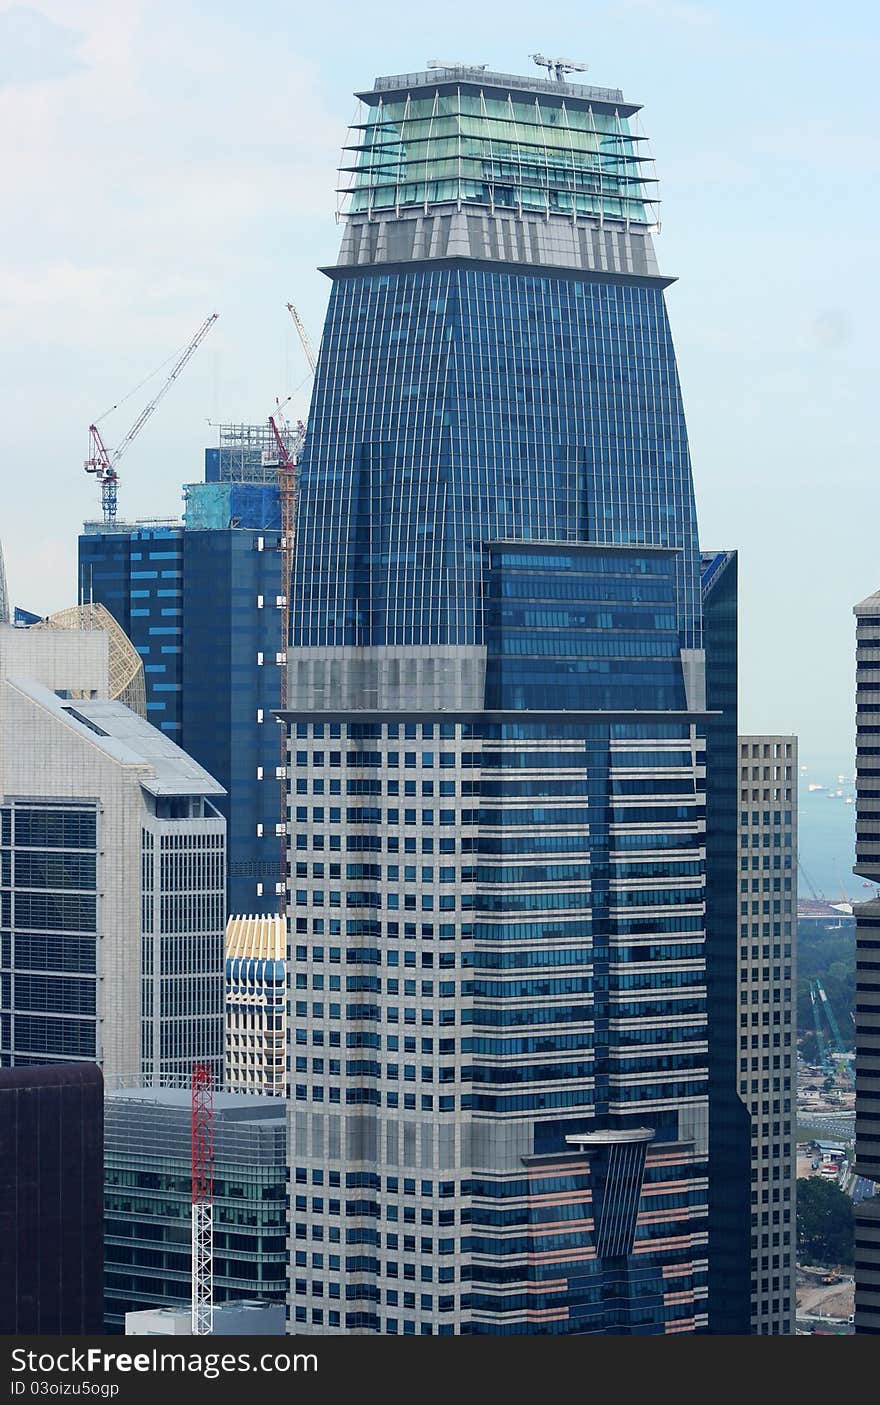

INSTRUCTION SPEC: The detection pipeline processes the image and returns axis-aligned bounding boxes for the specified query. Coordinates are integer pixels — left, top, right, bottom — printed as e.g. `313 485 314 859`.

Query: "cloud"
0 5 86 87
0 2 341 349
809 310 852 350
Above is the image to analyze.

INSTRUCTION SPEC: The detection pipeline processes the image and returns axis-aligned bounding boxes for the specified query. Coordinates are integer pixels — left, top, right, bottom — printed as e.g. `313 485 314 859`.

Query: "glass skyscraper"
78 450 286 918
284 62 746 1335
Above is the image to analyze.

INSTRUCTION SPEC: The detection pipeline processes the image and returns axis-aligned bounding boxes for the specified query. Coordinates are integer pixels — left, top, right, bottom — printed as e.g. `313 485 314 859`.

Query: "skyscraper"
701 550 752 1332
737 735 797 1334
284 61 744 1335
852 590 880 1333
78 431 285 917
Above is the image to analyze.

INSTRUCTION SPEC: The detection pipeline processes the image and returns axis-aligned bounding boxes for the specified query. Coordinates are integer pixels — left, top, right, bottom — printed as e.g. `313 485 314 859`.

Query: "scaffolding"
207 425 282 485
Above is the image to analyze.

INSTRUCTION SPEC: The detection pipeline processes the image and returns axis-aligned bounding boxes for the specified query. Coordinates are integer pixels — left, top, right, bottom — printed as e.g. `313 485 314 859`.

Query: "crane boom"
816 978 855 1087
810 981 831 1072
85 312 219 524
286 303 317 373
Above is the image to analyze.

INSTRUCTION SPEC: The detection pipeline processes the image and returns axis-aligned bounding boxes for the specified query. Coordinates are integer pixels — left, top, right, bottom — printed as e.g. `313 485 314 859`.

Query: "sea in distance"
797 760 872 904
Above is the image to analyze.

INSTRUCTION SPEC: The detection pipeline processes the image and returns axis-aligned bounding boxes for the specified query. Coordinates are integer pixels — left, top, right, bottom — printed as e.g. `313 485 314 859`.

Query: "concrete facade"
0 668 226 1085
737 735 798 1333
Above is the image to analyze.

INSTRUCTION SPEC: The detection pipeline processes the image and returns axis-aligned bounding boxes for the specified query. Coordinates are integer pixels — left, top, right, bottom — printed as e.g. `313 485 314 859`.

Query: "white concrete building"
737 734 798 1334
0 622 226 1085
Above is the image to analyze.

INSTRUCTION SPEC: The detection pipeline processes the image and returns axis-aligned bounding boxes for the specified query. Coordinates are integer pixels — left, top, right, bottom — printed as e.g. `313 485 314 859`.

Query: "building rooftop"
360 64 634 113
226 913 285 961
7 680 225 798
106 1084 285 1120
854 589 880 616
341 62 651 228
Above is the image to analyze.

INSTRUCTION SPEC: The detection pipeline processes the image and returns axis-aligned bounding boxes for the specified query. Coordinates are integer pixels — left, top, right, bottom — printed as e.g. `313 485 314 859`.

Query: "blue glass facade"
484 544 686 711
80 528 183 734
78 511 284 917
293 268 701 652
701 551 751 1333
281 64 743 1336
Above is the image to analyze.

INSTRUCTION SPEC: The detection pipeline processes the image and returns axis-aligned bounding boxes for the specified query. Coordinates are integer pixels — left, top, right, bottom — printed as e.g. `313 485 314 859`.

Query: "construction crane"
530 52 588 82
191 1062 214 1335
798 857 825 903
84 313 219 524
815 978 856 1088
809 982 832 1073
268 414 305 916
286 303 317 375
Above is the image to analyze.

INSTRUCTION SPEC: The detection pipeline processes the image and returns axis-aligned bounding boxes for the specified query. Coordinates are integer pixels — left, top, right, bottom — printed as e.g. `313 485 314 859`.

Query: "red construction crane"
191 1062 214 1335
85 312 219 524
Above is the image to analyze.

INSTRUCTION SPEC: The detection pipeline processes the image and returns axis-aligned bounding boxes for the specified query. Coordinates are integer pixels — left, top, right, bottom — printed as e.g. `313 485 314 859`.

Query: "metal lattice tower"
191 1062 214 1335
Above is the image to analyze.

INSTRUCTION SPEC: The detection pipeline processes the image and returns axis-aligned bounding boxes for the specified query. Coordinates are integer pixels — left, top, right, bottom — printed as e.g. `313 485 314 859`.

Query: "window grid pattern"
140 825 225 1085
291 267 700 653
736 736 797 1335
0 802 98 1066
286 716 709 1334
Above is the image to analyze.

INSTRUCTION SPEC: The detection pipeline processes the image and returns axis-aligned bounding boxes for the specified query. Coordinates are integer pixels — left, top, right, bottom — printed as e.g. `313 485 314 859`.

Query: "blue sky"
1 0 878 768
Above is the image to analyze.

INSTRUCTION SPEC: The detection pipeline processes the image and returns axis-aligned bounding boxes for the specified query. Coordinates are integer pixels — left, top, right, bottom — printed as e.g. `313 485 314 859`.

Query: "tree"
796 1177 854 1267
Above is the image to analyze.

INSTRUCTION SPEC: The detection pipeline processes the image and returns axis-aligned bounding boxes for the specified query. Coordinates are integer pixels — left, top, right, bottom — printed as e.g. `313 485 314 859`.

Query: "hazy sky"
1 0 877 768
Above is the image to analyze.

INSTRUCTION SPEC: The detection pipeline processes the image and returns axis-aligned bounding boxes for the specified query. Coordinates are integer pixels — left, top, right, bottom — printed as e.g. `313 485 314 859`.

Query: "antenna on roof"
427 59 488 71
530 52 588 82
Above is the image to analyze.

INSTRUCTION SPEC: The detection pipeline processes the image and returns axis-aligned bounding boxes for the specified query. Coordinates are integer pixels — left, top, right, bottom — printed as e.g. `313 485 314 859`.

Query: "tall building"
225 913 287 1095
0 623 226 1083
852 591 880 1333
78 433 285 917
737 736 797 1334
104 1086 287 1331
0 1062 103 1333
701 551 752 1331
282 63 745 1335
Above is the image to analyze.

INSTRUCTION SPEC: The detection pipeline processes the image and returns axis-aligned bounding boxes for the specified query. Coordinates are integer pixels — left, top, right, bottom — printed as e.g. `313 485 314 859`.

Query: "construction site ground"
796 1269 854 1322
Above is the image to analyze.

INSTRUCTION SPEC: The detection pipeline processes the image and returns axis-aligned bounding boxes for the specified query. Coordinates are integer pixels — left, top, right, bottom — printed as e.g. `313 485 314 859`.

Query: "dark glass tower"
0 1062 104 1333
284 63 745 1335
78 453 285 917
